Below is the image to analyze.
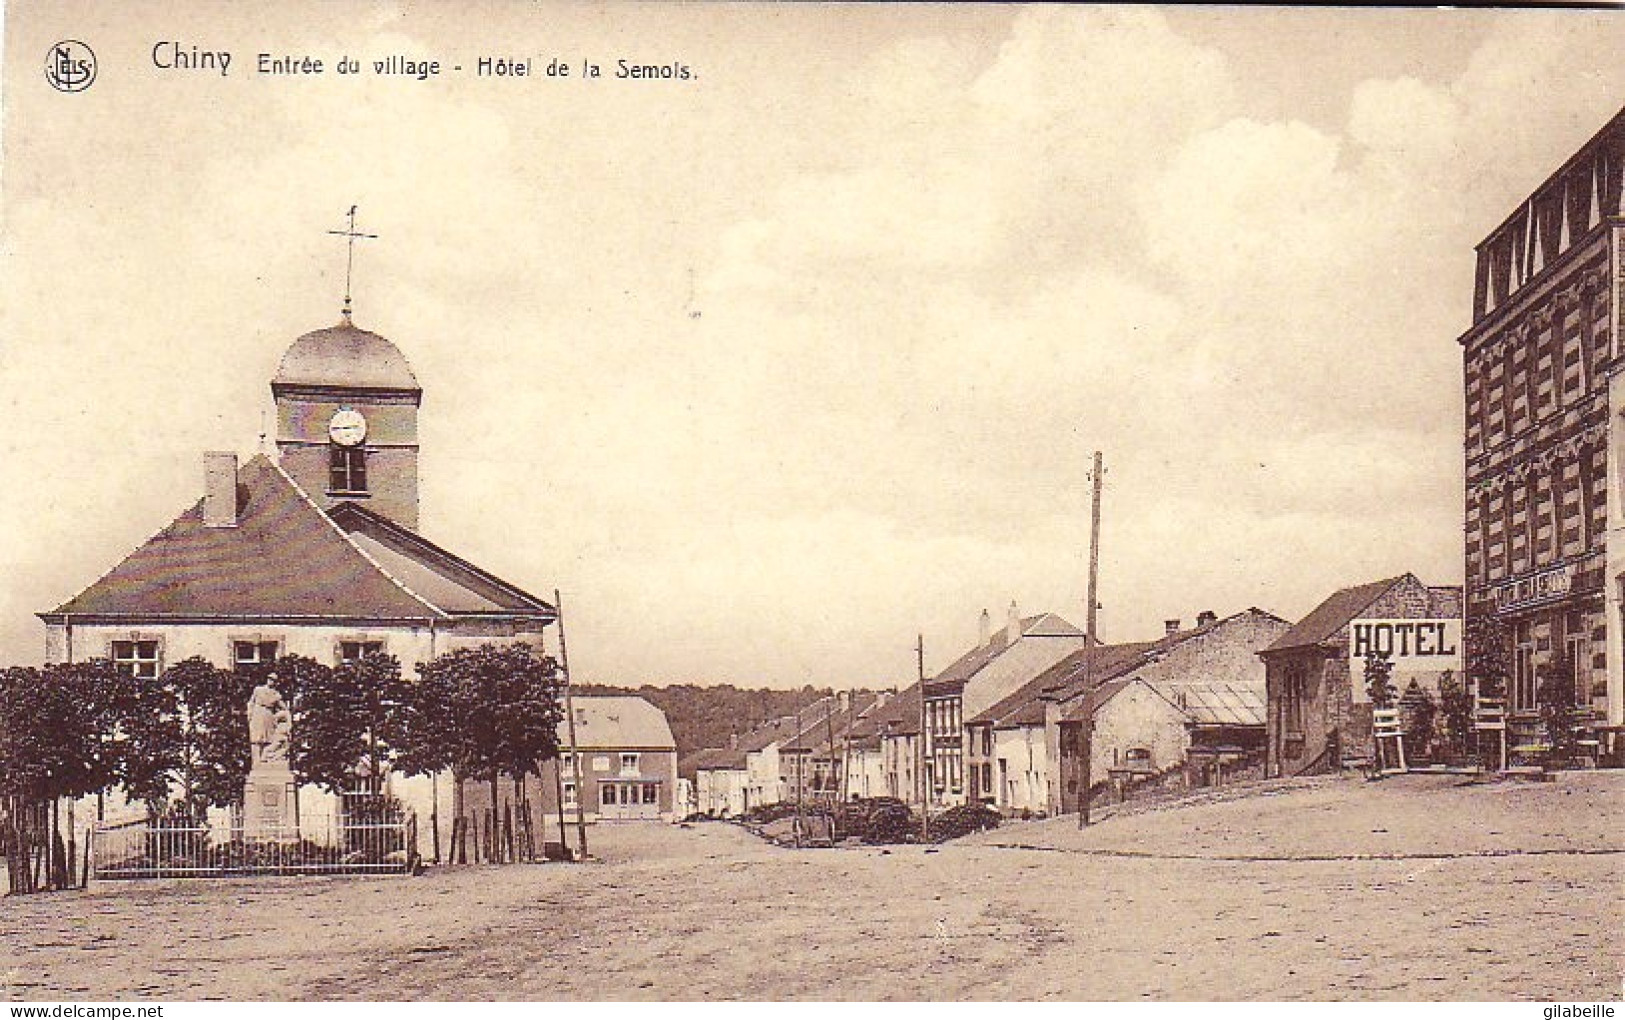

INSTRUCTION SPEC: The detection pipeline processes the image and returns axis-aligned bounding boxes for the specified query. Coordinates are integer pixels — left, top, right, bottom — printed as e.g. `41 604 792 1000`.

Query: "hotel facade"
1460 107 1625 734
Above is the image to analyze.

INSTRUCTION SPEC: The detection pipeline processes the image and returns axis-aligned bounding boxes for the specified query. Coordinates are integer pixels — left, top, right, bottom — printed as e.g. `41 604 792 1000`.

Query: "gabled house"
923 604 1088 805
680 746 750 818
1043 608 1289 814
1261 575 1462 777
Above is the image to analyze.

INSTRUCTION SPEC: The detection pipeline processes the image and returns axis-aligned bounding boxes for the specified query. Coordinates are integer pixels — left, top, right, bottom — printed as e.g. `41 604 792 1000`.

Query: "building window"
642 783 658 805
233 640 280 673
1513 623 1536 713
1282 663 1306 737
110 640 160 681
620 752 640 776
329 445 367 494
338 640 384 666
562 780 578 808
602 784 618 805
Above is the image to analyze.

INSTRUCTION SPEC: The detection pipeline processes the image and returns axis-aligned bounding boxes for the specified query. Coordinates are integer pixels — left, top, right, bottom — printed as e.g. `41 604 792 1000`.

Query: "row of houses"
683 574 1464 819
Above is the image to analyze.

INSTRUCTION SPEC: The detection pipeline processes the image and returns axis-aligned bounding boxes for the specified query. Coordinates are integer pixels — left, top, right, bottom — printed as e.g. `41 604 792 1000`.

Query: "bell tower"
270 320 423 529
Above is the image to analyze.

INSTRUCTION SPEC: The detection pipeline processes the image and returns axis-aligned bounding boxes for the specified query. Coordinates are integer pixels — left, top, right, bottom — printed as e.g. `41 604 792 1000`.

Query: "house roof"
929 613 1086 690
780 694 880 756
1261 575 1414 654
1030 639 1165 707
678 746 748 778
852 682 922 738
566 696 675 751
40 455 553 625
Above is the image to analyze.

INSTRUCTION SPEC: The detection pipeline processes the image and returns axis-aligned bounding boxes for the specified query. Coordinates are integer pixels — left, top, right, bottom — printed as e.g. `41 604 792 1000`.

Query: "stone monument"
243 678 295 840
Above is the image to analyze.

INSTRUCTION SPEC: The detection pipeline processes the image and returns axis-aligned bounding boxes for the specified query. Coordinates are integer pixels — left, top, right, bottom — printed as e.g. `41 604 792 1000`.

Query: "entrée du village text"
149 41 695 81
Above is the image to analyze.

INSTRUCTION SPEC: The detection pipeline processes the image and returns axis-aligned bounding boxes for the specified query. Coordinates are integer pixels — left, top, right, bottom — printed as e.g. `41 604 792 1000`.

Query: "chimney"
729 732 739 750
1164 618 1181 638
203 452 239 528
1196 609 1218 628
979 608 992 646
1006 600 1022 644
837 691 850 714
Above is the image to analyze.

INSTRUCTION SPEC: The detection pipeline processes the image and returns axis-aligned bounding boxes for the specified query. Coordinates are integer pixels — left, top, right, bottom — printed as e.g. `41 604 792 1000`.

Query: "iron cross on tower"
327 205 377 323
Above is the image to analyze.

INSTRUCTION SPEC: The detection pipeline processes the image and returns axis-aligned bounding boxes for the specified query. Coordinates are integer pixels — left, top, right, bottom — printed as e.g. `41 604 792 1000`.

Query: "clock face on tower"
328 408 368 447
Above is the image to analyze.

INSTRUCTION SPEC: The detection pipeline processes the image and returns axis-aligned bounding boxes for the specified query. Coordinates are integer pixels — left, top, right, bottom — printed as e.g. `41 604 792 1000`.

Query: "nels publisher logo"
45 40 97 93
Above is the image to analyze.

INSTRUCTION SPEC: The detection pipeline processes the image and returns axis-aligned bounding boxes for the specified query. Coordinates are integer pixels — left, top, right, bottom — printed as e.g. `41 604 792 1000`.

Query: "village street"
2 772 1621 1001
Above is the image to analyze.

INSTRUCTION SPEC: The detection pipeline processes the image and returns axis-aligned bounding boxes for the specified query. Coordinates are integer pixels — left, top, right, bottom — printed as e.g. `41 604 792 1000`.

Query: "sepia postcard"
1 1 1623 1009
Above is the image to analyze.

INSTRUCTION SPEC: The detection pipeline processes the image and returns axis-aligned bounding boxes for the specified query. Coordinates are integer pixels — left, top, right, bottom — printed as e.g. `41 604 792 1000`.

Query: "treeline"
571 683 885 755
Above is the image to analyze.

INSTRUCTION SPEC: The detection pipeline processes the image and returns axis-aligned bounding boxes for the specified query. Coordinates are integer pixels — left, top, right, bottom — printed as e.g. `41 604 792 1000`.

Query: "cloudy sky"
4 4 1625 687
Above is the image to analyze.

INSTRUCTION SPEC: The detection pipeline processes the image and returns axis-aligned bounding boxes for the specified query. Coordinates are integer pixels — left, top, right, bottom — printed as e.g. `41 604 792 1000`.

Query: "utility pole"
794 702 805 848
555 589 589 860
917 633 930 841
1079 451 1104 830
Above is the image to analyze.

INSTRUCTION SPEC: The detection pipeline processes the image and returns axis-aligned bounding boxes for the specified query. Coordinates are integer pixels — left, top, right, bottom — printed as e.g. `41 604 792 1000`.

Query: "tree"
1436 670 1473 761
1363 651 1396 709
116 658 255 818
0 661 132 892
279 653 410 796
1465 611 1511 700
408 643 564 862
1535 656 1578 768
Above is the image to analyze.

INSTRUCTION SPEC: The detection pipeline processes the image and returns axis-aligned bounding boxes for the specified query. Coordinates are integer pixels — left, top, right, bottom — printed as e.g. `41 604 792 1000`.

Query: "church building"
38 311 557 852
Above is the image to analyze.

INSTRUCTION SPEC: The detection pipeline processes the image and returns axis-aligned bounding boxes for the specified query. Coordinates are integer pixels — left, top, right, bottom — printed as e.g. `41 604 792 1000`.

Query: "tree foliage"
116 657 255 817
406 643 564 784
1464 611 1511 700
0 661 131 805
1535 655 1578 764
1362 651 1396 709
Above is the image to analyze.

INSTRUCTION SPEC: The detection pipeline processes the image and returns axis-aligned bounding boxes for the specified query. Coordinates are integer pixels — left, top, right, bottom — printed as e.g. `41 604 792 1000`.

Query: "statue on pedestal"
244 676 295 840
248 679 292 766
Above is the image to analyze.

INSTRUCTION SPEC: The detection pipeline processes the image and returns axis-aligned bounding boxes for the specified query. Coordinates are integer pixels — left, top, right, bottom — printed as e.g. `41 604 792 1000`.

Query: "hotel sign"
1348 618 1462 703
1490 564 1573 612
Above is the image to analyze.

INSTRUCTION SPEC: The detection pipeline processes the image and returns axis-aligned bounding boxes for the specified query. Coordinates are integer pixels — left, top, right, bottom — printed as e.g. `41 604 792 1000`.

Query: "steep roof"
1032 640 1164 706
930 613 1086 689
678 746 748 779
1263 575 1408 654
566 696 675 750
41 455 553 624
853 682 922 738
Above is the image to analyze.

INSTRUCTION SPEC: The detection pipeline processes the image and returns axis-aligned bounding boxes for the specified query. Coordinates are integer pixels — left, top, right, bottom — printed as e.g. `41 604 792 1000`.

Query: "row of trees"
1 643 564 890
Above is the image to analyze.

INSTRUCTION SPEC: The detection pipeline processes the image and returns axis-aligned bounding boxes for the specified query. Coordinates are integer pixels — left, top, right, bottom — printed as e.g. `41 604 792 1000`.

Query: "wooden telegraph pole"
555 589 589 860
917 634 930 841
1079 451 1104 829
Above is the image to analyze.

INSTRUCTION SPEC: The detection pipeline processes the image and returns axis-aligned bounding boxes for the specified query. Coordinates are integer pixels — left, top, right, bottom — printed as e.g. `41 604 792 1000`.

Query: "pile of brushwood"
738 797 1002 845
925 803 1002 842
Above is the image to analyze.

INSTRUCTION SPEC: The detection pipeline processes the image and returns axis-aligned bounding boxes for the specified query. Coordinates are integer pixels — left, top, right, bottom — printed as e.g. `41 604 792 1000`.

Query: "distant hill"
570 683 883 756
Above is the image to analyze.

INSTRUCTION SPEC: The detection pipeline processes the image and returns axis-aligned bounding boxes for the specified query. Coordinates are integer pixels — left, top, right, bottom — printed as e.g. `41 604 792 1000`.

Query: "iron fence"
90 812 417 880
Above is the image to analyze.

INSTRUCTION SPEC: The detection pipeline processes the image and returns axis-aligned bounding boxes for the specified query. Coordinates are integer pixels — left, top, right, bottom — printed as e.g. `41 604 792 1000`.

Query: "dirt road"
2 772 1620 1000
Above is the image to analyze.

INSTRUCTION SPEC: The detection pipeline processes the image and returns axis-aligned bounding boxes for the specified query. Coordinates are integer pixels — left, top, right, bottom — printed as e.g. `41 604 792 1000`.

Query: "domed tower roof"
272 320 420 393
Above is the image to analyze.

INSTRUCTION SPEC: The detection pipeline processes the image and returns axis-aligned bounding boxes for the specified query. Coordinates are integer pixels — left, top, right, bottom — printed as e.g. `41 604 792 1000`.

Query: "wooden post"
917 635 929 841
430 772 441 865
551 755 569 862
1079 451 1104 829
556 589 588 860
